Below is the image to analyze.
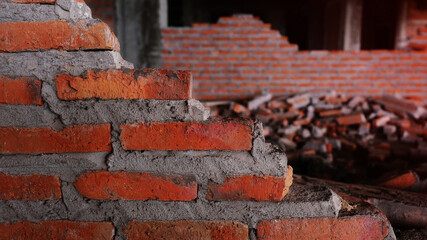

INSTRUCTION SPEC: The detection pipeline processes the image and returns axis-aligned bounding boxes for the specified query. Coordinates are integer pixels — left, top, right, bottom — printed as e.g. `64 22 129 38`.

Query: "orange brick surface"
0 173 61 200
74 171 197 201
56 69 191 100
0 20 119 52
257 217 389 240
336 113 366 125
0 221 114 240
125 220 248 240
0 124 111 154
207 167 293 201
0 76 42 105
120 118 253 151
379 171 418 189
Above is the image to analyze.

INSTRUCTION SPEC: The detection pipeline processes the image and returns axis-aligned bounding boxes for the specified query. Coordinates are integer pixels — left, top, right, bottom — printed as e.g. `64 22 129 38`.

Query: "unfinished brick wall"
0 1 396 239
85 0 115 31
407 0 427 39
162 14 427 102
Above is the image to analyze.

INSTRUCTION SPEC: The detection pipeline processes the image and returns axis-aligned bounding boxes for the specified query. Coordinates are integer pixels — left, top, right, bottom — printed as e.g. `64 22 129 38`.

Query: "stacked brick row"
0 1 395 239
162 14 427 103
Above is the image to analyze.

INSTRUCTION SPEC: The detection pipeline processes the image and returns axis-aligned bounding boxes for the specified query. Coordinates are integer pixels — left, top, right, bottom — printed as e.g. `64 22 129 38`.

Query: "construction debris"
204 91 427 193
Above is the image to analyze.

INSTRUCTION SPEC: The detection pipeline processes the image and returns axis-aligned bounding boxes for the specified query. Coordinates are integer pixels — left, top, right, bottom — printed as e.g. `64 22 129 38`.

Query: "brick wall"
407 0 427 39
0 1 396 239
85 0 115 31
162 14 427 102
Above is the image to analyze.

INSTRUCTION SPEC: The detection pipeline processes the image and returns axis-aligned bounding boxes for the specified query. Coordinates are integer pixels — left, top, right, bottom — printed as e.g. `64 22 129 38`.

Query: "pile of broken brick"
204 91 427 194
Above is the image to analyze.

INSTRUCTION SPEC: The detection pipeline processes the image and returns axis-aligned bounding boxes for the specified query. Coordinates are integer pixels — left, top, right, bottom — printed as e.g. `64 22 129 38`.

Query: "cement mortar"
0 183 341 240
0 2 58 23
0 51 133 82
0 152 108 182
0 105 59 127
41 83 207 127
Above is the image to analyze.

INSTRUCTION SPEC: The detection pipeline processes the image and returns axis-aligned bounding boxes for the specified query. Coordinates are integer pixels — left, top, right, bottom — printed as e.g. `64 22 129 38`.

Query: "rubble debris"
248 93 272 110
204 91 427 193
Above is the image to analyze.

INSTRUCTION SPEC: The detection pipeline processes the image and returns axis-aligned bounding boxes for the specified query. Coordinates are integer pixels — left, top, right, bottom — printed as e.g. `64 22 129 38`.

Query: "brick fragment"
0 20 119 52
0 221 114 240
207 166 293 202
372 115 391 128
125 220 248 240
56 69 191 100
336 113 366 125
0 124 111 154
257 217 389 240
0 76 42 105
120 117 253 151
74 171 197 201
0 173 61 200
379 171 417 190
319 109 342 117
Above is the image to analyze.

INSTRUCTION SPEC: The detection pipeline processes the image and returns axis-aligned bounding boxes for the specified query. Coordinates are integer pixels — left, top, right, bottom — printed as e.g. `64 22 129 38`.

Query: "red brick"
0 124 111 154
0 76 42 105
0 221 114 240
257 217 389 240
336 113 366 125
125 220 248 240
207 166 293 202
0 20 119 52
120 117 253 151
0 173 61 200
74 171 197 201
56 69 191 100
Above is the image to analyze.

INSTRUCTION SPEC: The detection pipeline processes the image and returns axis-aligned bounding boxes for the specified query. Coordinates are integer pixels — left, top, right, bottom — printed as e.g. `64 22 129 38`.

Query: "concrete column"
395 0 408 49
159 0 168 28
115 0 167 68
115 0 144 67
343 0 363 50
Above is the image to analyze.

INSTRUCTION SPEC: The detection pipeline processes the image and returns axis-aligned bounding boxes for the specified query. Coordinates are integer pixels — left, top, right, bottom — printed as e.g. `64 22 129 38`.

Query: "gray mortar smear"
0 51 133 82
0 2 58 23
0 183 341 240
0 105 59 128
0 0 92 22
0 152 108 182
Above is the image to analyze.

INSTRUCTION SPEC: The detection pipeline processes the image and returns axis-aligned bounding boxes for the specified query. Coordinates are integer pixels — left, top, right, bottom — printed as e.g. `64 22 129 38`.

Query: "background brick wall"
162 14 427 103
85 0 115 31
